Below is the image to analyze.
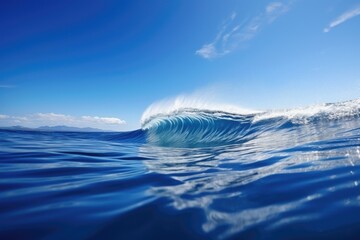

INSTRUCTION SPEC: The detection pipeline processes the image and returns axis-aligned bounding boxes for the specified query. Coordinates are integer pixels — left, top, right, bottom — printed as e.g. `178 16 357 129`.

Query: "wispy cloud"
0 113 126 130
195 44 219 59
324 6 360 33
196 1 292 59
0 84 16 89
266 2 284 13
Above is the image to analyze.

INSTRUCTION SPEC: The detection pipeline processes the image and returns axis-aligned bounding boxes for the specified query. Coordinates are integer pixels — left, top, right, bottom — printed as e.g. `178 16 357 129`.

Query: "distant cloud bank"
81 116 126 125
324 6 360 32
195 1 292 59
0 112 126 131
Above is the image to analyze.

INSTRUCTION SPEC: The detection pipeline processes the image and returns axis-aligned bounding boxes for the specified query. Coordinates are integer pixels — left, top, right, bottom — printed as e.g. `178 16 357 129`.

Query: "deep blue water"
2 105 360 239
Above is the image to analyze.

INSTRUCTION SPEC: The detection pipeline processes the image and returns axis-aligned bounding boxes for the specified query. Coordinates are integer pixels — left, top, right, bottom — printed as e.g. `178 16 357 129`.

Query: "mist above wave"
139 97 360 148
142 97 360 128
141 95 259 127
254 98 360 123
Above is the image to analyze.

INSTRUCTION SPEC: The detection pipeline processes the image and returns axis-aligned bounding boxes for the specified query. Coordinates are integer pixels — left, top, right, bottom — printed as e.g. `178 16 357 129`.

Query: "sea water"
1 99 360 239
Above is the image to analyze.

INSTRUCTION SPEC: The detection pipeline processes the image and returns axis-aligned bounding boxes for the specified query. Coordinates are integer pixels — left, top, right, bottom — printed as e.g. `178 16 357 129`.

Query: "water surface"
1 100 360 239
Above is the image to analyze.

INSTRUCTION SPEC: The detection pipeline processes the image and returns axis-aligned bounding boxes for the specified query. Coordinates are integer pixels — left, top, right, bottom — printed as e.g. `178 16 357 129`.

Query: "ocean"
1 99 360 239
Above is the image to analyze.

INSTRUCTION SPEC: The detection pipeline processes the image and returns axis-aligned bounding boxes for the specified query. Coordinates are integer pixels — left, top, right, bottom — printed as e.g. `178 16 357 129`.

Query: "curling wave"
140 98 360 147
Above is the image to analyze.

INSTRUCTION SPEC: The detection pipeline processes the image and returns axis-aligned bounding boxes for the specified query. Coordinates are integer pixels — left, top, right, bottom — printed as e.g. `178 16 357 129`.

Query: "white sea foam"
141 95 259 127
254 98 360 123
140 97 360 147
142 96 360 129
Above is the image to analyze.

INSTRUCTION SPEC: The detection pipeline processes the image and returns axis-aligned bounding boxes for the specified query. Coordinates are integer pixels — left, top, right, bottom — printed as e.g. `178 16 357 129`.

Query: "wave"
139 98 360 148
140 95 259 126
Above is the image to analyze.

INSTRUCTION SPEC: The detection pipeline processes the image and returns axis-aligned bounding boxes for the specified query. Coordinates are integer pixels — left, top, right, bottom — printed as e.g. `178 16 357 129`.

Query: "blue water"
2 100 360 239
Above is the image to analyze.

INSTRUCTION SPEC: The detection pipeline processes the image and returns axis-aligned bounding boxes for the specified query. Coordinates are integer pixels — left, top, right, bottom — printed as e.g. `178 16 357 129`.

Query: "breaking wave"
140 98 360 147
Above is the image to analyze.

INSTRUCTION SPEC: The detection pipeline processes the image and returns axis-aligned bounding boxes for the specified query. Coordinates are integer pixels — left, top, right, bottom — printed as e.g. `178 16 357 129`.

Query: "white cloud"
81 116 126 125
324 6 360 33
36 113 74 122
13 116 28 122
196 1 291 59
195 44 218 59
0 113 126 131
266 2 283 13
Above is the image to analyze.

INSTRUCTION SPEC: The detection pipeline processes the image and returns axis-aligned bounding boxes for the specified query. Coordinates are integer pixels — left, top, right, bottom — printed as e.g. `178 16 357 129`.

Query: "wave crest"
141 96 258 127
141 98 360 147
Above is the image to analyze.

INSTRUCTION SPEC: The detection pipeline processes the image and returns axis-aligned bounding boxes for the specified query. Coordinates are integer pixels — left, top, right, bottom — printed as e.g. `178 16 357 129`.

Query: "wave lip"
143 109 256 147
140 96 260 147
141 96 259 127
141 98 360 148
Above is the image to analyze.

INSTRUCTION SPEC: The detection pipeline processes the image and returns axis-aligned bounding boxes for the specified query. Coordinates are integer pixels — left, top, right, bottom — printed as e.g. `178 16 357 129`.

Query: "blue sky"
1 0 360 130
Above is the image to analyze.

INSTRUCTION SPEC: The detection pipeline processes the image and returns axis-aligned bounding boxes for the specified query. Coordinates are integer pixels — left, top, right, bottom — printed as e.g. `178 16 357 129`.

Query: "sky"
1 0 360 131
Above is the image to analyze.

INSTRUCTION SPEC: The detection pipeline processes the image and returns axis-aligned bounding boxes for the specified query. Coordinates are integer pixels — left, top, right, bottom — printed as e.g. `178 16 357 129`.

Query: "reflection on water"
1 119 360 239
140 119 360 238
